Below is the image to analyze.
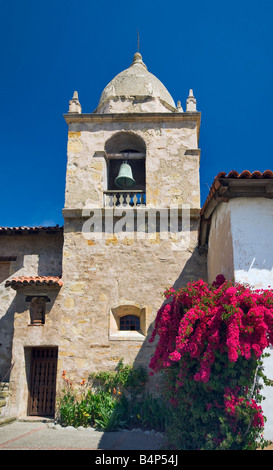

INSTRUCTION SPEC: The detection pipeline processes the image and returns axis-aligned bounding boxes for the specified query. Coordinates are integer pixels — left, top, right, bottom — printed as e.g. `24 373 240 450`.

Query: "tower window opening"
108 158 145 191
104 132 146 207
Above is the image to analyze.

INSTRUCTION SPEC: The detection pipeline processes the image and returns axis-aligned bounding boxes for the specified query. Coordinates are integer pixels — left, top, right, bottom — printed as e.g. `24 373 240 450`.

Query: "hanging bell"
115 161 135 189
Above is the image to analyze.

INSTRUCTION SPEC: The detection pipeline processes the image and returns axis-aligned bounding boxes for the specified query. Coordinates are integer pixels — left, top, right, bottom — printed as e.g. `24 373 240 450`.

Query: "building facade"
1 53 272 437
0 52 207 419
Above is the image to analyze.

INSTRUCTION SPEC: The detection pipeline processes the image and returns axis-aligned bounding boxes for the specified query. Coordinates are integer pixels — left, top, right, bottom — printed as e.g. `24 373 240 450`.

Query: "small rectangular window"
120 315 140 331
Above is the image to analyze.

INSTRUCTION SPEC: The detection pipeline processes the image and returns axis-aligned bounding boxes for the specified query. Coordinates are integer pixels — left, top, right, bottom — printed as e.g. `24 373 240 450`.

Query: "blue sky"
0 0 272 227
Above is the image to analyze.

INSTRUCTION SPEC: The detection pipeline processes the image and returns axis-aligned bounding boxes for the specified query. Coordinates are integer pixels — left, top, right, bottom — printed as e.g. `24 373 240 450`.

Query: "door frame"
27 346 58 417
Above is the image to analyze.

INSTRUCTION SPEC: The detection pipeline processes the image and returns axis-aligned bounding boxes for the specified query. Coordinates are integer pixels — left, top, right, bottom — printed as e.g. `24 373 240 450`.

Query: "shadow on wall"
130 246 207 381
0 232 63 280
0 260 21 380
0 251 62 284
0 297 16 381
0 232 63 380
0 287 61 382
239 256 273 273
0 258 24 284
96 246 207 449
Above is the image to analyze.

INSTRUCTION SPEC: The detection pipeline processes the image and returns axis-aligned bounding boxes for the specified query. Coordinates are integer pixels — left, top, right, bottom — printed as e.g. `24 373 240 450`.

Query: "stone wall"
7 285 62 417
58 110 204 393
64 114 201 211
56 215 207 386
3 109 205 418
1 217 207 418
0 231 63 381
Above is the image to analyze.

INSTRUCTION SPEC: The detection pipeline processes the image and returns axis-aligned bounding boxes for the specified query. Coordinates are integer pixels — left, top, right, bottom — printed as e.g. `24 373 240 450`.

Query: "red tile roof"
199 170 273 247
201 170 273 216
0 226 63 235
214 170 273 179
5 276 63 288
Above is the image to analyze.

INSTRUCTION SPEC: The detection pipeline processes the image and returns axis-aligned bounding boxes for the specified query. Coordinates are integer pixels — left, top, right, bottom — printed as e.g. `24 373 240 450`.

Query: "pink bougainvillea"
224 387 264 429
149 277 273 382
149 276 273 449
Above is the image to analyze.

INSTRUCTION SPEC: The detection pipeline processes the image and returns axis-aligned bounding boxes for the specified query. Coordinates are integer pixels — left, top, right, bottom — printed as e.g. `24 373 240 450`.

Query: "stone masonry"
1 52 207 419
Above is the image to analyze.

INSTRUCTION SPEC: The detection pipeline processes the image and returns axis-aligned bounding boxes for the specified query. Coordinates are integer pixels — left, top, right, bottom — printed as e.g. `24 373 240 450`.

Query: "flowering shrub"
149 275 273 449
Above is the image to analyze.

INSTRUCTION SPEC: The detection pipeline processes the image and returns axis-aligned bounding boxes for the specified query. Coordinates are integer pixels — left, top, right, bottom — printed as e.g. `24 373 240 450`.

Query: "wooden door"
28 347 58 417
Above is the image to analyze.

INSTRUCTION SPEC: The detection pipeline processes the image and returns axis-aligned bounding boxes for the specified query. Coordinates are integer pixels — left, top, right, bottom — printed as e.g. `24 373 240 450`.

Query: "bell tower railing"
103 190 146 207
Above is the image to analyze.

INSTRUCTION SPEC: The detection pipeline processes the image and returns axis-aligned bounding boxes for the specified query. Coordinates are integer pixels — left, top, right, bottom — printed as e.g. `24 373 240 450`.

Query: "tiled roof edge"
199 169 273 247
200 170 273 217
0 225 63 234
5 276 63 288
214 169 273 179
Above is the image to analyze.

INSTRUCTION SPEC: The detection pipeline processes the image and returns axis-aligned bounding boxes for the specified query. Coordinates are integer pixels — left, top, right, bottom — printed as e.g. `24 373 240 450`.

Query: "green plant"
94 399 127 431
57 360 166 432
89 358 148 395
133 393 168 431
57 388 78 427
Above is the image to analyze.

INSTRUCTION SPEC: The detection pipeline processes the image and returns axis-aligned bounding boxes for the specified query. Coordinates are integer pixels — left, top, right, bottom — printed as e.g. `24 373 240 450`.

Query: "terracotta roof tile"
5 276 63 288
214 170 273 179
0 226 63 235
201 169 273 216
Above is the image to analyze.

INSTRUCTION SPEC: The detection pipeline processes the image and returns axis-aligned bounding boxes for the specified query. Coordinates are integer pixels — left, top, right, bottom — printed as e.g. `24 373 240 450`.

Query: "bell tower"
59 52 204 379
63 52 200 212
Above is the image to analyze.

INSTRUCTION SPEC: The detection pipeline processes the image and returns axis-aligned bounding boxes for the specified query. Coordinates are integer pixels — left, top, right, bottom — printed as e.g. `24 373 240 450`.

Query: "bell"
115 161 135 189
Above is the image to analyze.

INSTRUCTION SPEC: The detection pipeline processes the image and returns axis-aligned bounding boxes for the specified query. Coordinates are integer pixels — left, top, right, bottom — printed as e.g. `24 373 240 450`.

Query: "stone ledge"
62 207 201 220
63 111 201 124
0 416 17 427
109 332 145 342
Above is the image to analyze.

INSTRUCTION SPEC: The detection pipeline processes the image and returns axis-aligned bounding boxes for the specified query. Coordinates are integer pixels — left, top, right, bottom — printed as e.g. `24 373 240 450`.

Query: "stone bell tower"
58 52 205 382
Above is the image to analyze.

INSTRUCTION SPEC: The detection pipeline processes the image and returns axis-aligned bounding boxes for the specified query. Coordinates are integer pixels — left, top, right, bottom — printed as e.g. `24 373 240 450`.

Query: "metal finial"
137 29 140 52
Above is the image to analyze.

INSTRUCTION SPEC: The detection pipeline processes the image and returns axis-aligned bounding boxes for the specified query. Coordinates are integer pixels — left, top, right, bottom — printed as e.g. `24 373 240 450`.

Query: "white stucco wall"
230 198 273 289
209 197 273 439
230 198 273 439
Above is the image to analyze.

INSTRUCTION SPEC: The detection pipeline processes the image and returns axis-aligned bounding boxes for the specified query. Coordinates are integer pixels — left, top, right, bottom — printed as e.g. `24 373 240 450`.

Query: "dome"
95 53 176 113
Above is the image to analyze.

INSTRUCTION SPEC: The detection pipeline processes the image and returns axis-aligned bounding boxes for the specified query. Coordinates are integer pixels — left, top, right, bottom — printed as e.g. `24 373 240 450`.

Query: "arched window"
104 132 146 207
109 302 149 341
120 315 140 331
105 132 146 155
